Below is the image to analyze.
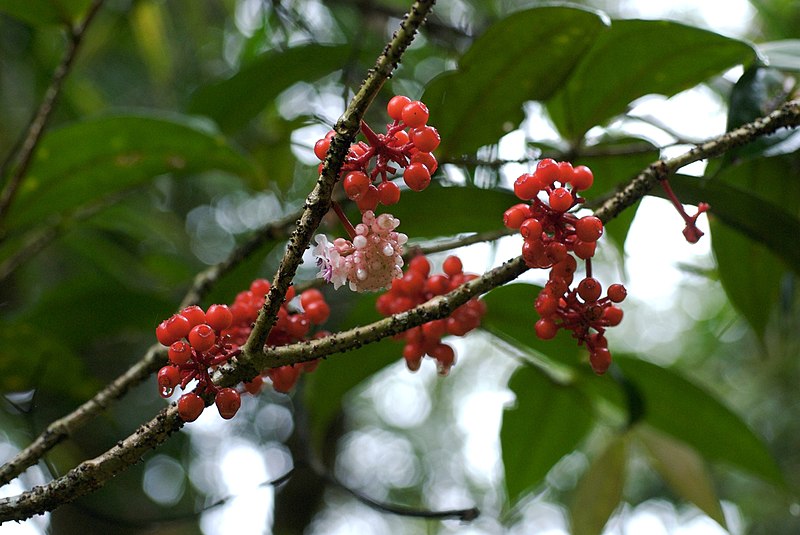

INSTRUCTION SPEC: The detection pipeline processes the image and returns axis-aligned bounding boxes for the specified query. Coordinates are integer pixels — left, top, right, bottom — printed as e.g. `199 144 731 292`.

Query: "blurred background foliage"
0 0 799 534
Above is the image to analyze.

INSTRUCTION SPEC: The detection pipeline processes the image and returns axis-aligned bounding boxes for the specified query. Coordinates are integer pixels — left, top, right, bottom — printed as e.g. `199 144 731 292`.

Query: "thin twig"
0 0 105 229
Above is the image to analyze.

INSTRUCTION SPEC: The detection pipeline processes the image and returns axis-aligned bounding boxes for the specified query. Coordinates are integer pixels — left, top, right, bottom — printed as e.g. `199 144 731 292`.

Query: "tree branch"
0 0 437 520
0 0 105 229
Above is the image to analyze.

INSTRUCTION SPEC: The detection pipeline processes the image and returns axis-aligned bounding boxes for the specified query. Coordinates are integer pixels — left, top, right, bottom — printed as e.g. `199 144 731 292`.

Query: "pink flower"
312 211 407 292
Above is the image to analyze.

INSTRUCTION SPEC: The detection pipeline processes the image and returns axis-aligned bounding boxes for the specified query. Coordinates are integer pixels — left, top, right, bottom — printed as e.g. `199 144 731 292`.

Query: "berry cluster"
376 255 486 376
313 210 407 292
155 280 330 422
314 95 439 212
534 277 626 374
504 159 626 374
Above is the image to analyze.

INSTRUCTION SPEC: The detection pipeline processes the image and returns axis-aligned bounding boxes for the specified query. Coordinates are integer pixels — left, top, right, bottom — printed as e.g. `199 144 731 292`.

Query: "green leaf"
569 435 627 535
5 113 259 232
481 283 582 369
0 0 90 25
388 183 519 239
548 20 756 139
302 293 399 453
637 426 727 528
711 221 784 339
758 39 800 71
188 44 350 132
502 365 594 506
615 356 784 485
423 6 608 157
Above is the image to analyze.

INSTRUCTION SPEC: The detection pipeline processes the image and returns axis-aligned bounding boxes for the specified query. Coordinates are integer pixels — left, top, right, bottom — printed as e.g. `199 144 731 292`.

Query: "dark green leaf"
548 20 756 139
569 435 627 535
303 293 399 453
615 356 784 485
637 426 727 528
388 183 519 239
5 113 259 232
502 365 593 505
188 44 350 132
423 6 608 157
758 39 800 71
0 0 90 25
481 283 582 369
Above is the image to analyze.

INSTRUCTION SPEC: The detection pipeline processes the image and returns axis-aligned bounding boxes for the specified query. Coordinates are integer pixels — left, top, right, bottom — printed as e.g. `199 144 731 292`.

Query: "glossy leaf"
188 44 350 132
481 283 582 369
758 39 800 71
569 435 628 535
423 6 608 157
502 365 593 506
387 183 519 239
5 113 259 232
548 19 756 139
615 356 784 485
637 426 727 528
0 0 90 25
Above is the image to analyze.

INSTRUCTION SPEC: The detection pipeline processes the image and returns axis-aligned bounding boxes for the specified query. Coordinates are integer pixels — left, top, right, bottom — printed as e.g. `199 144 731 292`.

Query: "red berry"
573 239 597 260
388 129 410 147
557 161 574 183
401 100 429 128
270 365 300 393
535 318 558 340
356 184 380 212
520 218 543 240
602 306 624 326
250 278 270 297
156 320 174 346
513 173 538 200
387 95 411 121
549 187 573 212
165 314 191 343
314 138 330 161
410 126 440 152
157 365 180 389
168 341 192 365
244 375 264 395
188 323 216 352
545 242 568 264
577 277 602 302
570 165 594 190
206 304 233 332
180 305 206 328
286 314 310 339
305 300 330 324
535 158 560 186
378 181 401 205
425 274 450 296
215 388 241 420
285 285 296 302
590 348 612 375
575 216 603 242
344 171 370 199
443 255 463 277
422 319 448 340
409 255 431 277
300 288 324 308
403 162 431 191
503 203 532 229
178 393 205 422
431 343 455 375
550 255 577 279
410 151 438 174
534 292 558 317
607 284 627 303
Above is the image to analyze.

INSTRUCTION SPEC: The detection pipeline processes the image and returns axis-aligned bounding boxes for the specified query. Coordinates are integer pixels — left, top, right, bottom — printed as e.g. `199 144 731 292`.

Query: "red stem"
331 200 357 239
